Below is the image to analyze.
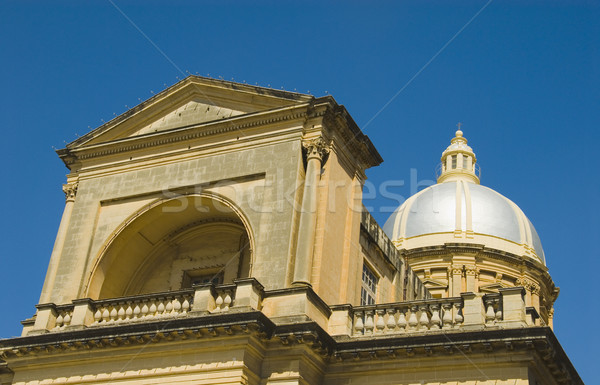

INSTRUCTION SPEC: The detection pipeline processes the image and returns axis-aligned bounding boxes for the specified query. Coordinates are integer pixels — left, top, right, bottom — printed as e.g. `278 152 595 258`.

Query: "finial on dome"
455 122 463 138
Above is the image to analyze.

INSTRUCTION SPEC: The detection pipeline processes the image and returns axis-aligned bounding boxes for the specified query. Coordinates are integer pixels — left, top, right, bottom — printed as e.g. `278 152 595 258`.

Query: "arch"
85 192 254 299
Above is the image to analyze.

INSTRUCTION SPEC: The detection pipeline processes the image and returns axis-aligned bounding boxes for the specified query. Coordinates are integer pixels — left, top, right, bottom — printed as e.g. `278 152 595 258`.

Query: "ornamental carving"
464 265 478 276
62 182 78 202
302 137 330 162
516 277 540 293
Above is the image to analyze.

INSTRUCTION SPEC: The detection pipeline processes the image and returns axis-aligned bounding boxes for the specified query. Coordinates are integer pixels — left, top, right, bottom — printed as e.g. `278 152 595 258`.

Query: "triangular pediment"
69 76 313 149
131 99 245 136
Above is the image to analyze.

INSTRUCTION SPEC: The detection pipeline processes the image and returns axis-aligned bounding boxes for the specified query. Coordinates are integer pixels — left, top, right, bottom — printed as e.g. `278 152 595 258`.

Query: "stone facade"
0 77 581 384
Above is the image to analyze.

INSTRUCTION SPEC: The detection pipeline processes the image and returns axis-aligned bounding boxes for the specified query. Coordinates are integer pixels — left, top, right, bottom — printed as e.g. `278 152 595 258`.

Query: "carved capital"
62 182 78 202
302 137 330 162
464 265 478 276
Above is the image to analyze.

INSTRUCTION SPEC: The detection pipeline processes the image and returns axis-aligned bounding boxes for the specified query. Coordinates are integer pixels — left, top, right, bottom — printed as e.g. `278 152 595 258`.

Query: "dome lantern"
437 124 480 184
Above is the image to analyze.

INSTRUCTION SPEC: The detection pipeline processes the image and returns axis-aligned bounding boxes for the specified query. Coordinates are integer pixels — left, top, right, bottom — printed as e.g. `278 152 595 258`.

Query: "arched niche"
86 194 253 299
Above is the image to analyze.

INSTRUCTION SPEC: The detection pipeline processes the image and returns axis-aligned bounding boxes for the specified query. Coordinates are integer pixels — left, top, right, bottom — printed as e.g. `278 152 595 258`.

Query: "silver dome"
383 181 545 264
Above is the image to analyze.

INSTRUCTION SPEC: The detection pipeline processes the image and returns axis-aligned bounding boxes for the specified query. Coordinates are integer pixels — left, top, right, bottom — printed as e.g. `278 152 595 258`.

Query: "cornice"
332 327 581 384
0 317 580 384
320 102 383 170
400 243 549 274
0 311 273 359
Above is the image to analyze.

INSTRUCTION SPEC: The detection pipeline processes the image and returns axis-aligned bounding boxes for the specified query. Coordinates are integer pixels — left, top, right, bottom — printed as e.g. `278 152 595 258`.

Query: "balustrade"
211 285 235 313
35 281 252 334
52 306 74 330
352 298 464 336
92 290 194 325
34 282 528 338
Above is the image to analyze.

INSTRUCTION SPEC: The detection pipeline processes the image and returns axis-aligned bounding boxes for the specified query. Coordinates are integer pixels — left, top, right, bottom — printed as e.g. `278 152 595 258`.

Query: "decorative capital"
62 182 78 202
302 137 330 162
464 264 478 276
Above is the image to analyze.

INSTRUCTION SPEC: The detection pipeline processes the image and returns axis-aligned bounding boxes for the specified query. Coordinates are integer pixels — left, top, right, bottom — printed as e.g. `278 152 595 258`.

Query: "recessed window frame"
361 262 378 305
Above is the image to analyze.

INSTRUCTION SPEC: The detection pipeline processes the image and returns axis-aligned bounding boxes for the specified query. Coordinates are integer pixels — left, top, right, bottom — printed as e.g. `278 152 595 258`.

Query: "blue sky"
1 1 598 382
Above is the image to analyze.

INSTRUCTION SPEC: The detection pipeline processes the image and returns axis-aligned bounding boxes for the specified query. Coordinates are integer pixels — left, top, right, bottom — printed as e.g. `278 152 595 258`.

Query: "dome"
383 180 545 265
383 128 545 265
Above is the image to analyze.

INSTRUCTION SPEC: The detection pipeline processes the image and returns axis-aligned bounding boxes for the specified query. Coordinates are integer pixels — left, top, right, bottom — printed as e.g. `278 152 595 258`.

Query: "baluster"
418 305 430 330
63 312 71 327
157 301 165 316
133 305 141 319
408 306 419 331
181 298 190 313
109 307 118 322
56 313 64 328
94 309 102 324
165 300 174 315
495 301 503 321
454 301 464 325
442 303 453 329
397 308 407 332
386 308 397 332
148 302 157 317
223 292 232 311
485 299 496 324
375 309 386 334
117 306 125 321
215 294 224 312
102 308 110 323
125 305 133 320
354 311 364 335
173 298 182 315
430 304 441 330
364 310 375 335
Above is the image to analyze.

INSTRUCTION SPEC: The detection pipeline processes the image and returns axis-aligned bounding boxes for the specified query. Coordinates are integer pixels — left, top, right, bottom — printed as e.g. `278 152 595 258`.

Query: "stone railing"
28 281 531 338
91 289 194 326
329 287 530 337
212 284 236 313
28 278 264 335
53 304 75 330
352 297 463 336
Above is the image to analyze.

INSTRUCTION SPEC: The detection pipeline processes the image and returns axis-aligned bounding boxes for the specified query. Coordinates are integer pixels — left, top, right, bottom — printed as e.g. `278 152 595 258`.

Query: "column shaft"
39 183 77 303
293 155 321 285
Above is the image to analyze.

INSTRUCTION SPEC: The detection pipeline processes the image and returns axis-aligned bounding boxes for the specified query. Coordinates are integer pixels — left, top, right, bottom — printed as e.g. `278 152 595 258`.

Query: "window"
361 264 378 305
182 269 224 288
451 155 457 169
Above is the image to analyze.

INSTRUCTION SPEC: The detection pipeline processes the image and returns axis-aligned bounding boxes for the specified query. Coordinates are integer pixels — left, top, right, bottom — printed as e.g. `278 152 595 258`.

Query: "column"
39 182 78 304
293 137 329 286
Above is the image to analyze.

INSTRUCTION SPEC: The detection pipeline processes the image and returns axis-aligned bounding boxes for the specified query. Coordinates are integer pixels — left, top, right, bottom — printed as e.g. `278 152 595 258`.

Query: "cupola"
436 126 480 184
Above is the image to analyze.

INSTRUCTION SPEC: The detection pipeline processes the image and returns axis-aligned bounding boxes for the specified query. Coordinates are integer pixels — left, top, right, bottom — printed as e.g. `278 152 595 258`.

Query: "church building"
0 76 581 384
